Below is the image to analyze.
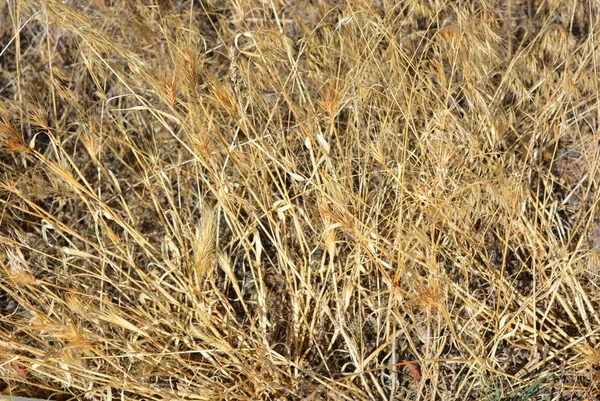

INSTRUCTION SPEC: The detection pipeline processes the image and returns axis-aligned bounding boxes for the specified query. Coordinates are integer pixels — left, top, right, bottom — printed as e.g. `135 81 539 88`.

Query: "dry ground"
1 0 600 400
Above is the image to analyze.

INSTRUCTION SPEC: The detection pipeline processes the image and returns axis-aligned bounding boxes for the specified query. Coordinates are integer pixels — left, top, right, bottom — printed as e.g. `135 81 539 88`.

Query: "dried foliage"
1 0 600 400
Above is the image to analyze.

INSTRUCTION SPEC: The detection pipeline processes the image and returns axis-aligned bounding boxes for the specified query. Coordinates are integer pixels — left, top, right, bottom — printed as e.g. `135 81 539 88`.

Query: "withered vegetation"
1 0 600 400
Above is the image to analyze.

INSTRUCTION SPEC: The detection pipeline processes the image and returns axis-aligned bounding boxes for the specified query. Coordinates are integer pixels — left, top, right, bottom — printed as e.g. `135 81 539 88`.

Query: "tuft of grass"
1 0 600 400
481 376 545 401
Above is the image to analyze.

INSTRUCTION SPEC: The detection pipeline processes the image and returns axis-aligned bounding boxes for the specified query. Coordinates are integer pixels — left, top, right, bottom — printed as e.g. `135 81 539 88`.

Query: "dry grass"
1 0 600 399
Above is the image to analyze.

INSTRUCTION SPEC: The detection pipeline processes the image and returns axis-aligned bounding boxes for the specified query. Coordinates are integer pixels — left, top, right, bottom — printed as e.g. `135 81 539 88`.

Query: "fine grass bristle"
1 0 600 400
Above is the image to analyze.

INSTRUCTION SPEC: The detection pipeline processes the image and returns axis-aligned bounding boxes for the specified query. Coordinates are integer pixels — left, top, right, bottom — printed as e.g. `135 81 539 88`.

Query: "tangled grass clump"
1 0 600 400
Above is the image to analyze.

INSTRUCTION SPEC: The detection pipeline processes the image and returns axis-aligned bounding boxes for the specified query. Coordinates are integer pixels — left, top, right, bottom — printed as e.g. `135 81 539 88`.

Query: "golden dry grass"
1 0 600 400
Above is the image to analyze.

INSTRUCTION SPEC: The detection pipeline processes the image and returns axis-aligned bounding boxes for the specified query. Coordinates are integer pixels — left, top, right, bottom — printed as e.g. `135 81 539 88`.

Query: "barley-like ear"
191 206 216 287
4 246 36 286
0 119 30 154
